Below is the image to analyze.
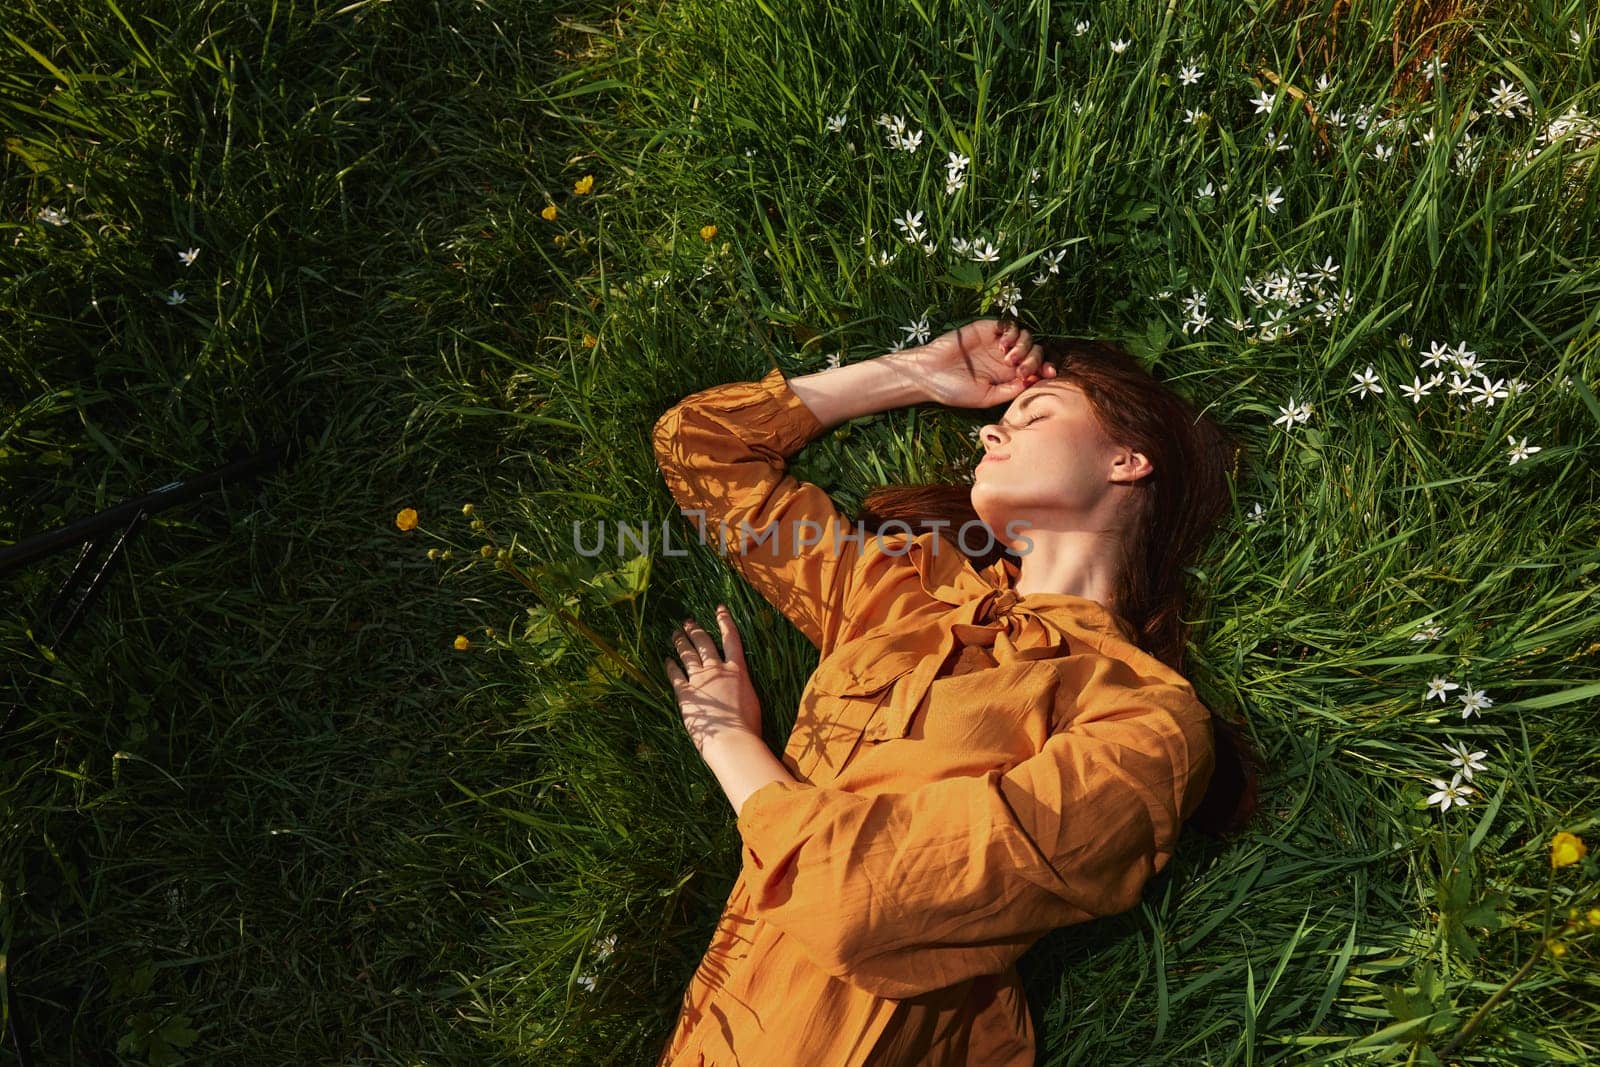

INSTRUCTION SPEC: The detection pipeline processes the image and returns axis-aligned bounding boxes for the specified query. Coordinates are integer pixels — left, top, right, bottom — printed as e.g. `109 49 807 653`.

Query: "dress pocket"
877 661 1057 763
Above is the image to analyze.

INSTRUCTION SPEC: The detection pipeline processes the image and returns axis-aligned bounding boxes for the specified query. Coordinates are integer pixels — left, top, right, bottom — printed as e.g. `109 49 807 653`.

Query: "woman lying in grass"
654 318 1263 1066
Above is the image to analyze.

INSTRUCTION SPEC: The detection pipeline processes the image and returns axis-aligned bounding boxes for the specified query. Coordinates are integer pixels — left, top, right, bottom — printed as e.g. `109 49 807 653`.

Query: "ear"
1112 450 1154 481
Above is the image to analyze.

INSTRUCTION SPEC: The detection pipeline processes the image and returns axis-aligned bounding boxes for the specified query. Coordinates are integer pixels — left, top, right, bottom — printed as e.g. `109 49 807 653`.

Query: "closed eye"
1008 414 1046 429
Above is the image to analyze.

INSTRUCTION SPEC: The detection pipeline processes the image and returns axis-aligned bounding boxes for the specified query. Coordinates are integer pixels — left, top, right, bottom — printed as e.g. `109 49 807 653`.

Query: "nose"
979 422 1007 451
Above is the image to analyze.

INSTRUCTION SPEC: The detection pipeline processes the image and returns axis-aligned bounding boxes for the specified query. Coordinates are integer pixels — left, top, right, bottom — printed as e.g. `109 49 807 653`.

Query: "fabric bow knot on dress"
813 536 1138 751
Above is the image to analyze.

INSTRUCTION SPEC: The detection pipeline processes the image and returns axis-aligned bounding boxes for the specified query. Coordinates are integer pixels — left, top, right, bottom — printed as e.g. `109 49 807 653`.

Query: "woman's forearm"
786 350 929 431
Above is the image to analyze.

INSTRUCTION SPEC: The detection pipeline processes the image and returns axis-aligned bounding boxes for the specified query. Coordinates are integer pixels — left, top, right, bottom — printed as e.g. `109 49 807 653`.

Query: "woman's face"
970 381 1147 547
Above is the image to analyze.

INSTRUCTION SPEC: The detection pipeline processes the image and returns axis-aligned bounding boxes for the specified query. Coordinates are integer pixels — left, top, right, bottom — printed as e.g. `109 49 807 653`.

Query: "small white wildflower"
1195 181 1215 199
1245 502 1266 526
1457 687 1493 719
1348 366 1384 398
1426 773 1474 812
900 314 932 346
1424 675 1459 700
1110 38 1130 55
1178 63 1203 86
164 289 187 306
178 247 199 267
1506 435 1542 465
39 207 67 226
1251 88 1277 114
1440 740 1488 782
1397 375 1433 403
1256 186 1285 213
969 239 1000 263
1074 19 1090 36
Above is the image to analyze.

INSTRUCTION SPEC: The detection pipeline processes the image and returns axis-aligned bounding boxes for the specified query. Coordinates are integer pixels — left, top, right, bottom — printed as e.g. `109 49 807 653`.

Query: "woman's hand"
663 605 763 756
903 317 1056 409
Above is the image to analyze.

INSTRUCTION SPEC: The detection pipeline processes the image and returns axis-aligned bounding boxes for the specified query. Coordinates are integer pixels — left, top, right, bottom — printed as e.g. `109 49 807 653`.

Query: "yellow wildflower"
554 234 568 247
454 635 470 651
1546 938 1567 958
395 507 418 531
540 205 558 221
1551 831 1587 868
462 503 475 516
427 548 440 560
574 174 594 195
1586 907 1600 927
581 332 597 348
700 224 718 241
480 544 494 558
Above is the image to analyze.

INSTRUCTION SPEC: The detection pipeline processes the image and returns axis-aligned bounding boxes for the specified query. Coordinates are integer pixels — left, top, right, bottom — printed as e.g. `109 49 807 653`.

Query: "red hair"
852 334 1263 839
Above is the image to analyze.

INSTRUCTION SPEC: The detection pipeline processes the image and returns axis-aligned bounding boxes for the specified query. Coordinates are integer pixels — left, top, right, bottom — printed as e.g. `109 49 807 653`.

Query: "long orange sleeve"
732 657 1216 1000
652 366 872 657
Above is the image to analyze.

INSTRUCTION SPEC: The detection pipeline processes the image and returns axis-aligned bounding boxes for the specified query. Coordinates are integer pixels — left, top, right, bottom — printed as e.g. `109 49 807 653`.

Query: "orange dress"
651 366 1217 1066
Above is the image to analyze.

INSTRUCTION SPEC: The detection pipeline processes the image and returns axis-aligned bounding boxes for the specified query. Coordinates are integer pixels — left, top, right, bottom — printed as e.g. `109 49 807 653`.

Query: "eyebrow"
1008 389 1064 418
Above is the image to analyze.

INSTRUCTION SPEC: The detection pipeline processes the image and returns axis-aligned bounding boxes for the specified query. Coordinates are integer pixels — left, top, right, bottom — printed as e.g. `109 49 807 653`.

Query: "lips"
979 453 1010 465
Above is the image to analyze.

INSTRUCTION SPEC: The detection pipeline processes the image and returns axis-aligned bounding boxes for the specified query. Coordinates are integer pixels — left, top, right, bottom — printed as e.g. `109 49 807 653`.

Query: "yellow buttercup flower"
462 503 475 516
1586 907 1600 927
1546 938 1567 958
480 544 495 558
454 635 471 650
581 332 597 348
541 205 558 221
395 507 418 531
1550 831 1587 868
700 224 718 241
574 174 594 195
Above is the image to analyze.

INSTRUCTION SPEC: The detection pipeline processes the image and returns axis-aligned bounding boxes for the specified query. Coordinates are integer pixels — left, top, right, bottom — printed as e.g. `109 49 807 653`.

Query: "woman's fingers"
681 617 719 663
670 627 701 668
716 604 746 666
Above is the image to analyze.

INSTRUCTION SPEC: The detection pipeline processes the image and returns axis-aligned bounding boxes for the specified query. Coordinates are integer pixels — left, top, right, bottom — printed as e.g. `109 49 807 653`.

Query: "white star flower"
1110 38 1130 54
1041 249 1066 274
893 208 926 240
1074 19 1090 36
1349 366 1383 397
1506 435 1542 464
825 114 846 133
1245 502 1266 525
178 247 199 267
1440 740 1488 781
1425 676 1460 702
900 315 932 345
1256 186 1285 213
871 248 897 267
1263 129 1291 152
1272 398 1313 429
1421 340 1454 369
969 239 1000 263
1251 88 1277 114
1185 107 1205 126
1411 618 1444 641
1314 72 1333 92
1195 181 1215 199
825 351 842 370
1178 62 1203 86
164 289 187 306
1457 687 1494 719
1397 375 1433 403
39 207 67 226
1426 773 1474 812
1371 142 1395 161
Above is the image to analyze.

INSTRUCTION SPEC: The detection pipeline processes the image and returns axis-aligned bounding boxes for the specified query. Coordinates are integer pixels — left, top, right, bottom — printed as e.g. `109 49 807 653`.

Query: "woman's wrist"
701 729 796 817
786 349 930 431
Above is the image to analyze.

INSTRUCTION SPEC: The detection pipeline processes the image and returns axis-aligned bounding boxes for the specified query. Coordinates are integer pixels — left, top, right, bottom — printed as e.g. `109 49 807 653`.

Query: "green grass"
3 0 1599 1063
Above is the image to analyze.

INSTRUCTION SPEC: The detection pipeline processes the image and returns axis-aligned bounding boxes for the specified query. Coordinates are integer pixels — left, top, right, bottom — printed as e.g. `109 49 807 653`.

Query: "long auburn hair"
852 335 1264 840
